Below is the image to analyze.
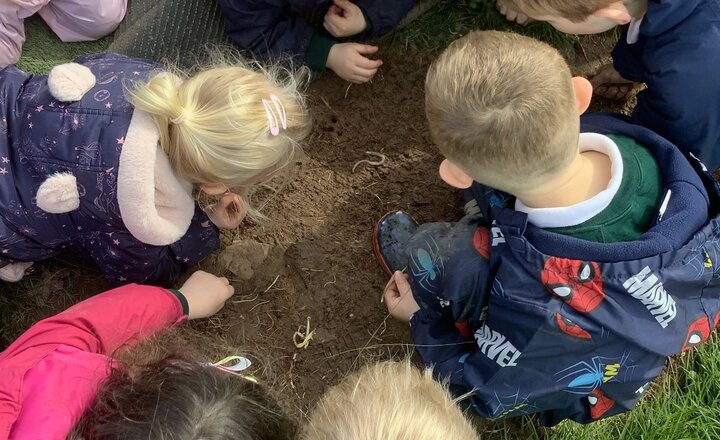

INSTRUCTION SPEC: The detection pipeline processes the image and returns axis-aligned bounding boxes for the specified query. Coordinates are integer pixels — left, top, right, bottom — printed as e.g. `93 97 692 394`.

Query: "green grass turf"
391 0 577 53
16 16 112 74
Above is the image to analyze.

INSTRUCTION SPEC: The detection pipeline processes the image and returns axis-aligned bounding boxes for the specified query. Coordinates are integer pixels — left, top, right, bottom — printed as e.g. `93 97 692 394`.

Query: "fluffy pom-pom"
47 63 96 102
0 262 33 282
36 172 80 213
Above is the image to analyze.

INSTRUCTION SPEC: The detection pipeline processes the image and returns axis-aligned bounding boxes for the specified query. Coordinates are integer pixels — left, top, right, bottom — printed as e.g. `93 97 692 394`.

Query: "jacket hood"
515 113 711 262
642 0 704 36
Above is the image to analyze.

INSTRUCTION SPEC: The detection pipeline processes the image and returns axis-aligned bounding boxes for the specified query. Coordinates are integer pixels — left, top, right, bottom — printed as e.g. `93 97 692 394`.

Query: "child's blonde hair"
425 31 578 194
127 54 312 219
302 361 480 440
504 0 619 21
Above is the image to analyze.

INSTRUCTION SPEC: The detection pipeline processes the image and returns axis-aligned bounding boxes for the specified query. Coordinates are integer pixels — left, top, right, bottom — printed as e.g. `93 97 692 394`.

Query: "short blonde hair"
504 0 618 22
425 31 579 194
127 55 311 218
303 361 480 440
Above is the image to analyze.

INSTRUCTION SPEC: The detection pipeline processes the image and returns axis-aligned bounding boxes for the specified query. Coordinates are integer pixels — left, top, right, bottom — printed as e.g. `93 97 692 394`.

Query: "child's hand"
179 270 235 320
496 0 532 25
383 271 420 322
324 0 367 38
206 193 246 229
326 43 382 84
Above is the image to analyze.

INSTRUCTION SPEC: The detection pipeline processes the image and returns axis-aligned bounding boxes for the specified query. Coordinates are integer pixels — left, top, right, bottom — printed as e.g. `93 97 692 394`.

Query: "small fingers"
353 68 378 82
355 44 379 55
355 55 382 70
393 271 411 291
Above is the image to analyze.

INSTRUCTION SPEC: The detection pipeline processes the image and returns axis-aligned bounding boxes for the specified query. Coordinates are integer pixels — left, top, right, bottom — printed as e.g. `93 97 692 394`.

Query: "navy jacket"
0 53 220 287
406 113 720 425
612 0 720 170
217 0 414 70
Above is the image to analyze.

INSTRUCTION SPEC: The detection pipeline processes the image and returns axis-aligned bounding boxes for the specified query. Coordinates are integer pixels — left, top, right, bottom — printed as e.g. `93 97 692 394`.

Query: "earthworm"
352 151 387 173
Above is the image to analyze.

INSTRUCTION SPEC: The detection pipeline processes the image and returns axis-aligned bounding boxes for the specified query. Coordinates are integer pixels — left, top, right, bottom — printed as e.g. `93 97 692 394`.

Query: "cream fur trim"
117 110 195 246
0 262 33 282
47 63 96 102
36 172 80 213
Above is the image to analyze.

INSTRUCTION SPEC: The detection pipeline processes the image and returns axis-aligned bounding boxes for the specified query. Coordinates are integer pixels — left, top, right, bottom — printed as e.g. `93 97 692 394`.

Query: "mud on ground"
0 33 622 437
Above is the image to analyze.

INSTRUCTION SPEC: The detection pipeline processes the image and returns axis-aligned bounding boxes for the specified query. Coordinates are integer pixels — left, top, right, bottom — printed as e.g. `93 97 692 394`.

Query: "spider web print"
484 389 539 419
684 229 720 280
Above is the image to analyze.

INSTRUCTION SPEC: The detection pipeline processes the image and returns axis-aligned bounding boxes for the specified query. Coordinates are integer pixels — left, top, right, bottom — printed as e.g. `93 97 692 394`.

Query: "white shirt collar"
514 133 624 229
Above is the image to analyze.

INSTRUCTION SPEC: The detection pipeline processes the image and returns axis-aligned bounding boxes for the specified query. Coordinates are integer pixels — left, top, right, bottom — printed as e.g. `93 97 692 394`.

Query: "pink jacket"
0 285 187 439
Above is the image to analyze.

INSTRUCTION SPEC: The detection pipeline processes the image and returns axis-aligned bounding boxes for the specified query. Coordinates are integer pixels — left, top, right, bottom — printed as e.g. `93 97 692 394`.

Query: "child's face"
534 13 621 35
528 2 633 35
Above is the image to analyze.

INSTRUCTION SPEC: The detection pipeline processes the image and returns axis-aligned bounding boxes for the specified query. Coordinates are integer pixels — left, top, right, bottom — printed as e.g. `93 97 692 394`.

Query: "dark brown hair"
69 333 294 439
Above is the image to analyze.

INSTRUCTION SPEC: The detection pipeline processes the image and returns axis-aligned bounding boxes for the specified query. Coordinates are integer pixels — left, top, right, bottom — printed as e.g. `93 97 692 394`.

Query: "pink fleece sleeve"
0 285 186 439
0 284 186 359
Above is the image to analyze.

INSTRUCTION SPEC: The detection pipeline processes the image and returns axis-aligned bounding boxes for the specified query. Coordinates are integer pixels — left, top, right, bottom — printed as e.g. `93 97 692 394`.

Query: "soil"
0 33 622 438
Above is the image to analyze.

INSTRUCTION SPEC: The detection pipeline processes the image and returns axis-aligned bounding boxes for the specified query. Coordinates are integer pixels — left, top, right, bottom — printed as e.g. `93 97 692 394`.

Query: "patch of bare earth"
1 33 621 437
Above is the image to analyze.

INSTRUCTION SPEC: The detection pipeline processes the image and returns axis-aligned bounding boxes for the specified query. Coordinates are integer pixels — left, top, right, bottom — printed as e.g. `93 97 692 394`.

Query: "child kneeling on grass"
498 0 720 171
375 30 720 425
0 0 127 68
217 0 415 84
0 270 295 439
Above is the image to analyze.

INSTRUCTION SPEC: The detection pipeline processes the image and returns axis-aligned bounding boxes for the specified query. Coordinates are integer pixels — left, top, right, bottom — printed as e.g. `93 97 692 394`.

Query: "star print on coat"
682 316 711 352
555 313 592 340
542 257 605 314
588 388 615 420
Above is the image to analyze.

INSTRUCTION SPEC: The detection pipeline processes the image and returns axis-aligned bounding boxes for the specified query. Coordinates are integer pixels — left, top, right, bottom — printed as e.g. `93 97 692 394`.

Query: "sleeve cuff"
169 289 189 316
358 8 373 38
305 33 336 71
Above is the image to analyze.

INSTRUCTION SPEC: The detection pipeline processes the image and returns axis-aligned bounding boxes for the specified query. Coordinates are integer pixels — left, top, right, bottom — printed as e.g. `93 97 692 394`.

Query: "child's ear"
571 76 593 115
439 159 474 189
592 4 632 25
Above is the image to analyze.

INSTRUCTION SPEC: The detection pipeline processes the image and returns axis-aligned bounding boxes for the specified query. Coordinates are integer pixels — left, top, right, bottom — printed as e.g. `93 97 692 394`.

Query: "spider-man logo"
588 388 615 420
473 226 490 259
682 316 711 352
555 313 591 340
542 257 604 314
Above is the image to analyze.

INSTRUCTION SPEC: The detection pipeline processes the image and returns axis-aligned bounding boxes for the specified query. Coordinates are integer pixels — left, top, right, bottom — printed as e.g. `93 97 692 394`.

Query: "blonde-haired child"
495 0 720 171
0 52 311 286
303 361 480 440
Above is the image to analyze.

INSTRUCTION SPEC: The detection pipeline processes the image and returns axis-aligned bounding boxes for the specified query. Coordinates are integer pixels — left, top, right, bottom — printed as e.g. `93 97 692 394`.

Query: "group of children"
1 0 720 438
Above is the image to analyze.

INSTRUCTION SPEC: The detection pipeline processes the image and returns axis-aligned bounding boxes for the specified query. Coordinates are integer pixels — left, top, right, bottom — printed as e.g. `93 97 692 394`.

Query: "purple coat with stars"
0 53 220 287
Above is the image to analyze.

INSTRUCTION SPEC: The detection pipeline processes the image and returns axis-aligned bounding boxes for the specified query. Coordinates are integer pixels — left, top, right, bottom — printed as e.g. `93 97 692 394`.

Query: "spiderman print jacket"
406 113 720 425
0 53 219 287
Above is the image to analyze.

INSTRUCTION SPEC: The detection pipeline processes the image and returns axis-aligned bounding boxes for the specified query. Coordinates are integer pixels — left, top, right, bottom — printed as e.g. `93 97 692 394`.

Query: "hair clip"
205 355 258 382
262 95 287 136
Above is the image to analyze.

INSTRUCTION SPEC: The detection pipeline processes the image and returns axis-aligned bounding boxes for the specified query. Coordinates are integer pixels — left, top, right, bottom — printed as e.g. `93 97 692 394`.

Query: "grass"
391 0 577 53
16 16 111 74
547 335 720 440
